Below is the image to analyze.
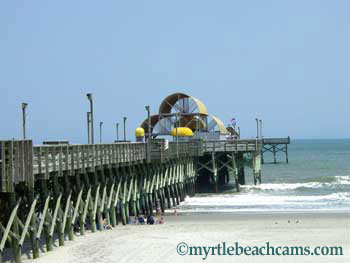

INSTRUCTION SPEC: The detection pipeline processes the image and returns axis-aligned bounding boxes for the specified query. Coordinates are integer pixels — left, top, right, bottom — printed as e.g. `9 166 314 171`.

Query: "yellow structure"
135 127 145 137
159 92 209 116
211 115 229 134
170 127 194 137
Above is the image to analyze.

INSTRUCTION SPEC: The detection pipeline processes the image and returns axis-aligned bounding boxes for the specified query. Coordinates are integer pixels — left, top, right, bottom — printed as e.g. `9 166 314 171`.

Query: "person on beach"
102 218 112 230
156 198 161 215
157 216 165 224
147 215 155 225
138 215 146 224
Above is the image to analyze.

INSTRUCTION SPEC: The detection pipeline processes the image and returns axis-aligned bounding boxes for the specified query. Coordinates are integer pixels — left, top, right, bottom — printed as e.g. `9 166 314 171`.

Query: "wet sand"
20 211 349 263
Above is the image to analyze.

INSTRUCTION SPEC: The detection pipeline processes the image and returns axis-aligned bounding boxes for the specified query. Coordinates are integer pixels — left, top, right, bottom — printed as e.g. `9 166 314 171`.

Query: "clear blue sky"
1 1 349 144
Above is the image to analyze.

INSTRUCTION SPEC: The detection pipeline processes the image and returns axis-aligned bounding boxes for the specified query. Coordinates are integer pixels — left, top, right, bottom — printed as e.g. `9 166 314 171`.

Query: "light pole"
99 121 103 144
255 118 259 139
175 112 178 156
145 106 151 162
259 119 263 139
123 117 127 141
87 112 91 144
145 106 151 141
22 102 28 139
116 123 119 141
86 93 94 144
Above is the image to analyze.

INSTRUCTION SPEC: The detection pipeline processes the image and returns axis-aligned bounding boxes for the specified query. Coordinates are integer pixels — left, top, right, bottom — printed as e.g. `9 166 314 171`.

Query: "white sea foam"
239 176 350 192
240 182 325 191
182 192 350 206
335 175 350 185
178 175 350 212
179 192 350 212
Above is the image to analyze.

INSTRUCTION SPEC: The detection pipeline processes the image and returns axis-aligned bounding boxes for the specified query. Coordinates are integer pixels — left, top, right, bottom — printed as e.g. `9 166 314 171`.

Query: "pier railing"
149 139 203 161
0 138 263 193
262 137 290 144
0 140 33 192
202 139 260 153
32 142 147 178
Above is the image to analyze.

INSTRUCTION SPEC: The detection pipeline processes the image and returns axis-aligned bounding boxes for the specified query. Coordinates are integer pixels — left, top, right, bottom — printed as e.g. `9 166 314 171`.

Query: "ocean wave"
179 176 350 212
177 208 350 213
181 192 350 207
240 182 324 191
335 175 350 185
239 176 350 192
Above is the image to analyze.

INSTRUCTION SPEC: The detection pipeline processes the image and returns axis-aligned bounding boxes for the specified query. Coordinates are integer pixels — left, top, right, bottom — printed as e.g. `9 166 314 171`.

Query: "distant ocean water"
179 139 350 212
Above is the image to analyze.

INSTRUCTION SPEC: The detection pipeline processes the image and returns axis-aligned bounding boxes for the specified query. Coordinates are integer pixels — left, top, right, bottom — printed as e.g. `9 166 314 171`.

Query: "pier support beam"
230 153 240 192
252 153 262 185
211 153 218 192
238 167 245 185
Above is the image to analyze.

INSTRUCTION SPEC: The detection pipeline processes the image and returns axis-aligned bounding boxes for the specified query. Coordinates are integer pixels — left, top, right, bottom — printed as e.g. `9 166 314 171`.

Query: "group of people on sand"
135 214 164 225
135 198 165 225
73 198 171 231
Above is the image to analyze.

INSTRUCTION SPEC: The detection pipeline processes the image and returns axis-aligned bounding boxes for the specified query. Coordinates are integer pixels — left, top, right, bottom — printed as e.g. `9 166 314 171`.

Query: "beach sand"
20 211 349 263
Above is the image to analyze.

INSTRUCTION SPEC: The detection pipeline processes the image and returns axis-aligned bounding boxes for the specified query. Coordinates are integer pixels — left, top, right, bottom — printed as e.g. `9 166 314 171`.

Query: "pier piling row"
0 138 264 262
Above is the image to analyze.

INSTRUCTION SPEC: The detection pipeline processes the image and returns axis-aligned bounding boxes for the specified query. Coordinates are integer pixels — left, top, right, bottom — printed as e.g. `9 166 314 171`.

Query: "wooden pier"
0 92 290 262
261 137 291 164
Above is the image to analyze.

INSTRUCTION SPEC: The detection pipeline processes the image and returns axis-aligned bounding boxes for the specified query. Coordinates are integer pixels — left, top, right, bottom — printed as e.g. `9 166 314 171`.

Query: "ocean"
179 139 350 212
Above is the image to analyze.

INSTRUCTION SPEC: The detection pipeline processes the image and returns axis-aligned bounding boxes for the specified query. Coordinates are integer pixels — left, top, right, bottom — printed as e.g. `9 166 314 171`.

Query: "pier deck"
0 139 264 192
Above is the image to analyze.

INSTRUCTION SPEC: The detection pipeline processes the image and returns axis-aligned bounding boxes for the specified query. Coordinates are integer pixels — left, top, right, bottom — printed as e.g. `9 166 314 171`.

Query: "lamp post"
116 123 119 141
259 119 263 139
255 118 259 139
175 112 178 156
22 102 28 139
86 93 94 144
123 117 127 141
145 106 151 141
99 121 103 144
145 106 151 162
87 112 91 144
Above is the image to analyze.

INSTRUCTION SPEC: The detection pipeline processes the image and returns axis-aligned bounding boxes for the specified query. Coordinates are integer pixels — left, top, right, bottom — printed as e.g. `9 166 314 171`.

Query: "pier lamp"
175 112 179 156
86 93 94 144
22 102 28 139
116 123 119 141
145 106 151 141
255 118 259 139
259 119 263 139
123 117 127 141
145 105 151 162
87 112 91 144
99 121 103 144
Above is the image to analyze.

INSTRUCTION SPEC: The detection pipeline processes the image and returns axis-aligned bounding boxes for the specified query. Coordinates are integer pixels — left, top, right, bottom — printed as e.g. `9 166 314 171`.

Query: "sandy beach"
17 211 349 263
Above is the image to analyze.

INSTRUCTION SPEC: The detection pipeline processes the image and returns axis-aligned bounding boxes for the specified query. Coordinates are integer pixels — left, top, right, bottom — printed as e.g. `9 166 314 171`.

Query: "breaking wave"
240 175 350 192
178 176 350 212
